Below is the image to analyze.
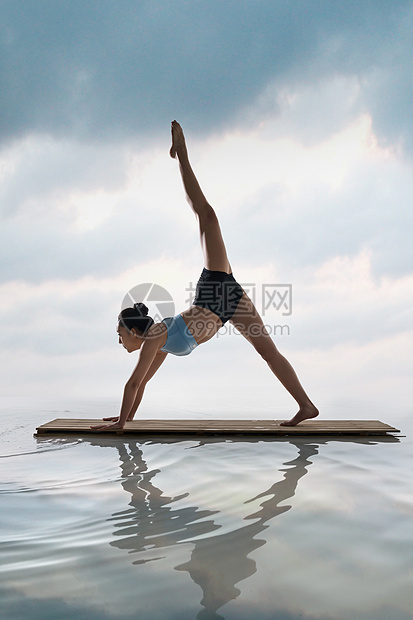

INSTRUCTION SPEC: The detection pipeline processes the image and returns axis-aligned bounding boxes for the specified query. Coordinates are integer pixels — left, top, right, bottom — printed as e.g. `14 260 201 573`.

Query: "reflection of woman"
106 437 320 619
92 122 318 431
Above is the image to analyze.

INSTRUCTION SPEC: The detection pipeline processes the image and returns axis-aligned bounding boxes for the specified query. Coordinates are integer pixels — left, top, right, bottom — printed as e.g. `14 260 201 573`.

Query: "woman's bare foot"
280 403 319 427
170 120 187 159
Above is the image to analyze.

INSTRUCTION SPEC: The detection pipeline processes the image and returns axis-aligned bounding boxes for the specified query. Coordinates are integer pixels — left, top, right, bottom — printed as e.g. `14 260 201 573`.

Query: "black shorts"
193 268 244 324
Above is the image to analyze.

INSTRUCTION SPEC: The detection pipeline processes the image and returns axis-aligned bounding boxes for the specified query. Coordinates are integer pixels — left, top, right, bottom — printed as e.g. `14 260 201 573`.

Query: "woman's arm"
102 383 145 423
91 343 168 431
126 349 168 421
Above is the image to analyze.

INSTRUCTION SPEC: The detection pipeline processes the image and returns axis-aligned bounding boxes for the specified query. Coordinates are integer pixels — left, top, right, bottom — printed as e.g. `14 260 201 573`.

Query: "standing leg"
230 293 319 425
170 121 231 273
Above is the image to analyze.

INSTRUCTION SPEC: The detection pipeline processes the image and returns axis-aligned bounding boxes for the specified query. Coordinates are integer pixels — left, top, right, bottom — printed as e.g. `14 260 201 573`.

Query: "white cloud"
1 8 413 409
0 135 131 219
292 250 413 348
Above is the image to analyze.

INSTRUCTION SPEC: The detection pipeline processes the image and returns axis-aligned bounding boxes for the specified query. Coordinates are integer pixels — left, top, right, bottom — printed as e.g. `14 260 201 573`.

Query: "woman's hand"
102 416 120 422
90 420 125 431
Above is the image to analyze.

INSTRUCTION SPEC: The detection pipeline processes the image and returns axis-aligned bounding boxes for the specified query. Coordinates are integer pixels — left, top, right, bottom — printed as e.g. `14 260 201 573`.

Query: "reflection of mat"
35 419 401 437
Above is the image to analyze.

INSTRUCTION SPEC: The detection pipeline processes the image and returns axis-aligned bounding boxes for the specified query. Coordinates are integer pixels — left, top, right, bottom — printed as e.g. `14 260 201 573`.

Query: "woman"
91 122 318 431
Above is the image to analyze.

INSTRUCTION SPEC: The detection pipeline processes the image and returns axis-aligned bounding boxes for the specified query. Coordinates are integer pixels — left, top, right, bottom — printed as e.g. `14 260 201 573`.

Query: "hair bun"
133 302 149 317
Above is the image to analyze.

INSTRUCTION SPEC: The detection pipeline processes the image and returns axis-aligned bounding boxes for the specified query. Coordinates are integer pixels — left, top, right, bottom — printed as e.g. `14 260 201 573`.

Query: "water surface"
1 398 412 619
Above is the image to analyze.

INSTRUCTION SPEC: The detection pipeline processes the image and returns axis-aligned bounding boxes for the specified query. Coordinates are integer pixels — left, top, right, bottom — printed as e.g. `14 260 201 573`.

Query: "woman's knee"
195 200 214 219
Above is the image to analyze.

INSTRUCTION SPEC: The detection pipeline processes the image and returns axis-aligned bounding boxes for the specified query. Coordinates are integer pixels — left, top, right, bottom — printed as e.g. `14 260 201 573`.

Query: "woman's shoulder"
146 320 167 340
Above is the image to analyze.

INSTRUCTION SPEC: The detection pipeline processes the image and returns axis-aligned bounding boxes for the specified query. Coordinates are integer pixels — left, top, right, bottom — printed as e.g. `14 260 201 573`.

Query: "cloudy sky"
1 0 412 419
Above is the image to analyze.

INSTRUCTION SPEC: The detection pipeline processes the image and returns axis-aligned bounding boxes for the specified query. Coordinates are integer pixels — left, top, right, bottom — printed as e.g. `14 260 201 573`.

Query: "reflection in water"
103 436 370 619
173 441 320 620
45 433 397 620
107 442 220 563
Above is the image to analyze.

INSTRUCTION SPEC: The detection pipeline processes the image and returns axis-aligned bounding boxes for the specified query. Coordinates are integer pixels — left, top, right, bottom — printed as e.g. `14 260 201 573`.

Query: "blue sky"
1 1 412 417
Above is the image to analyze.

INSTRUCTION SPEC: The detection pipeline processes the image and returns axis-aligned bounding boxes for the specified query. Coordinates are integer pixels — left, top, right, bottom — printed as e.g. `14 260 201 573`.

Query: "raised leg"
171 121 231 273
230 293 319 425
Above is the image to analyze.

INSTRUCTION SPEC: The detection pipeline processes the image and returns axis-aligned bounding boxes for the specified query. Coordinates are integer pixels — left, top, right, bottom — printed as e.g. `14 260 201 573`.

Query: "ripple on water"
2 405 412 620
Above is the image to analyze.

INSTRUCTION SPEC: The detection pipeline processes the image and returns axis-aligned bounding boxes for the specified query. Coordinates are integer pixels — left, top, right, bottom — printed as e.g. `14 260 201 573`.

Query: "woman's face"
117 324 142 353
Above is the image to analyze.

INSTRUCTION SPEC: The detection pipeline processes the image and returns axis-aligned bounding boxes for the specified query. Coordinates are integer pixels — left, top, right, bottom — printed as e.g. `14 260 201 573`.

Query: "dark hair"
118 302 154 335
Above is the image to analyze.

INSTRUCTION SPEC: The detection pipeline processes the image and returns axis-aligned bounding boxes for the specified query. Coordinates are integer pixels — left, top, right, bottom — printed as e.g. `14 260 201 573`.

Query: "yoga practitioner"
91 122 318 431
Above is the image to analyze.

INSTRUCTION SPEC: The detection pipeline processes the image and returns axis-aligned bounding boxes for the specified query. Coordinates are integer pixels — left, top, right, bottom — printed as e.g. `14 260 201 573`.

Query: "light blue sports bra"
160 314 199 356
